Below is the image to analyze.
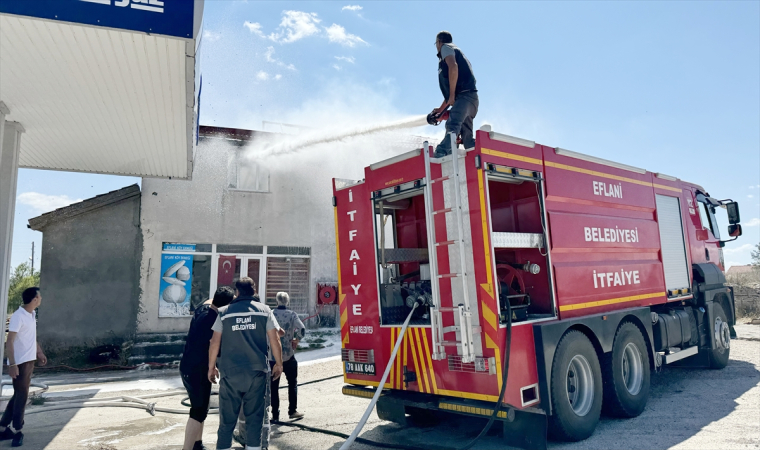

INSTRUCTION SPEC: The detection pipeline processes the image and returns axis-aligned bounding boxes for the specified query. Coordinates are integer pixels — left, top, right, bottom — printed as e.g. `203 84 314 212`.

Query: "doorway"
216 255 263 298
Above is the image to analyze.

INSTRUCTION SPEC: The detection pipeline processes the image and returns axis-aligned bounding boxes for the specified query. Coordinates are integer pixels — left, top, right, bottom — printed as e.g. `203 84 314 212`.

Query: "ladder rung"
433 207 452 215
435 240 455 247
442 326 460 334
431 175 450 184
436 307 460 312
440 341 462 347
438 273 460 279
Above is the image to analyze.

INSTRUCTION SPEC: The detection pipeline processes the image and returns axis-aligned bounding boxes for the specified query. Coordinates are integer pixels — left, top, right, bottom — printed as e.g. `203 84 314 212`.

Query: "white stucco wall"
137 131 426 334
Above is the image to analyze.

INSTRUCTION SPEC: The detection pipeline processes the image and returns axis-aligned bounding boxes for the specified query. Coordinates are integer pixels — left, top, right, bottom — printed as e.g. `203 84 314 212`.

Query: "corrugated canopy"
0 0 204 179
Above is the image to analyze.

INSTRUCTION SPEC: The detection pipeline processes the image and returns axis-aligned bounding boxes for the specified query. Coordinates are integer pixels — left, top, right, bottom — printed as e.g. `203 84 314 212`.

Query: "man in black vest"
208 278 283 450
432 31 479 157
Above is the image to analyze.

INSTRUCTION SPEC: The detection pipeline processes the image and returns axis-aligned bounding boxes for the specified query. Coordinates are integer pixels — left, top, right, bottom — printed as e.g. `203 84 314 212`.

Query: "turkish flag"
218 255 237 286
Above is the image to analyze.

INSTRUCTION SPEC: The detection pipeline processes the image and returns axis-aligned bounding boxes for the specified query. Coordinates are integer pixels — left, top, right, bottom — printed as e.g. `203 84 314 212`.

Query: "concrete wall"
37 195 142 347
137 133 424 334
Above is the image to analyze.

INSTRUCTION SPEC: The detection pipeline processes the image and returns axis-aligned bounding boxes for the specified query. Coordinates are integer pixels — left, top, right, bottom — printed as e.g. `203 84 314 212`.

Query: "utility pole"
30 241 34 272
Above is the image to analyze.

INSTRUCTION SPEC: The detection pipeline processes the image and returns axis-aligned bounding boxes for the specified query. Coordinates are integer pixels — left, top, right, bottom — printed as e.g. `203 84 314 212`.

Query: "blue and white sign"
0 0 201 39
163 243 196 252
159 253 194 317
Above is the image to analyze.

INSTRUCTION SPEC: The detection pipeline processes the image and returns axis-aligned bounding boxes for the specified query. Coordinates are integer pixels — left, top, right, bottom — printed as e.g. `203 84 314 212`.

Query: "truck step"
663 346 698 364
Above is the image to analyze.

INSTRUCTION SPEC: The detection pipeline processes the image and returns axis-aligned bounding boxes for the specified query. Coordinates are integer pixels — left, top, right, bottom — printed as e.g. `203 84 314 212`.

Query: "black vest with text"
438 44 477 101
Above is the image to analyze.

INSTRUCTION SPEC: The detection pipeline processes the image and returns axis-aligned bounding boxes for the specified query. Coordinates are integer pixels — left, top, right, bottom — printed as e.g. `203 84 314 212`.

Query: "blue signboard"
159 253 194 317
0 0 199 39
163 243 196 252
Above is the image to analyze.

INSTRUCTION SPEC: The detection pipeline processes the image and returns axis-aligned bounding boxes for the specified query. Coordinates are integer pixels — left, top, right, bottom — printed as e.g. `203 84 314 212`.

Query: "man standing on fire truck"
432 31 479 157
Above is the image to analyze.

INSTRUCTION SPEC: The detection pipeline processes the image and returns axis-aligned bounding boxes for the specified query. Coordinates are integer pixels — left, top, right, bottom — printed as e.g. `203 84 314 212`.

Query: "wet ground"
3 325 759 449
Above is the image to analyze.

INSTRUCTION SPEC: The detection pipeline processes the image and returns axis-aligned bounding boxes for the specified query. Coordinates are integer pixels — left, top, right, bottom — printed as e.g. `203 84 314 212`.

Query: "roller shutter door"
655 194 690 291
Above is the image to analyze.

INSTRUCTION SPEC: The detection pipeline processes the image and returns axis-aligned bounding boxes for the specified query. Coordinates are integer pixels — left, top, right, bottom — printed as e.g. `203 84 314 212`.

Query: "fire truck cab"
333 126 742 448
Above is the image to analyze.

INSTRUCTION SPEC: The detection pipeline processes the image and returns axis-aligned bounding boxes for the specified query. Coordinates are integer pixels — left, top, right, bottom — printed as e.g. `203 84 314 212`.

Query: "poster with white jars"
159 253 194 317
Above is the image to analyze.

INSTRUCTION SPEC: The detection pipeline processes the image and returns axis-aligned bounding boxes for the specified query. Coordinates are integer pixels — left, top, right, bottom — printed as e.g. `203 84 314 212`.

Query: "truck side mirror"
726 202 740 224
728 224 742 238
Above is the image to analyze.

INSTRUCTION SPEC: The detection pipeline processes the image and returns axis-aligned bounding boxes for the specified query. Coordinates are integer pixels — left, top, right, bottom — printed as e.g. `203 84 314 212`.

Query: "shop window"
217 244 264 254
190 255 212 311
266 257 310 313
267 246 311 256
232 154 270 192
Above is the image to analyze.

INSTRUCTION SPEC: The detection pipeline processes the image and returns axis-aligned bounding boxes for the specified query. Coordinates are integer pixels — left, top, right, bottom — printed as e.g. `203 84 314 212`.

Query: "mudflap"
376 395 408 426
502 408 547 450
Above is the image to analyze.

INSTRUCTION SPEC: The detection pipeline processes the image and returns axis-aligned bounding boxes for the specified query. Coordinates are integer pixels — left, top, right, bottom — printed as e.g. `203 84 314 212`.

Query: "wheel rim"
714 316 730 354
621 342 643 396
565 354 594 416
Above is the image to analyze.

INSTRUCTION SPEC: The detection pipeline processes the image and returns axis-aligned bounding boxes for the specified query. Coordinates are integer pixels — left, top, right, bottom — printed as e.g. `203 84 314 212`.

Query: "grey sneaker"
289 411 305 419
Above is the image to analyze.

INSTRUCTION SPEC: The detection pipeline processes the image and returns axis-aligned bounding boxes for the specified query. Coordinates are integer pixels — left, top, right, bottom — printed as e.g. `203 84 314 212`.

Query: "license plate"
345 361 376 375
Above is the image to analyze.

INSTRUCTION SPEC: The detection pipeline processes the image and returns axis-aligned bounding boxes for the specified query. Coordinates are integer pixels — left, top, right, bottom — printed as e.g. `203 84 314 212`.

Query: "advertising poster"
159 253 194 317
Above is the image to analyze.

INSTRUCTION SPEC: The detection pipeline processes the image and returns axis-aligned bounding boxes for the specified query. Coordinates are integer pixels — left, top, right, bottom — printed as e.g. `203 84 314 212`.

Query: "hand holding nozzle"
426 106 451 126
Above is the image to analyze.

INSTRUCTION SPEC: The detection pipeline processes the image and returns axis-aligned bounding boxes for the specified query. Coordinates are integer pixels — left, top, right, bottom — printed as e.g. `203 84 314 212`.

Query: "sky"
9 0 760 271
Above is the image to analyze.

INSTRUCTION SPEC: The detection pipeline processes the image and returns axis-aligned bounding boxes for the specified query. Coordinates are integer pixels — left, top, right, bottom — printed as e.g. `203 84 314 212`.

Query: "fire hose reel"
496 263 538 322
318 285 338 305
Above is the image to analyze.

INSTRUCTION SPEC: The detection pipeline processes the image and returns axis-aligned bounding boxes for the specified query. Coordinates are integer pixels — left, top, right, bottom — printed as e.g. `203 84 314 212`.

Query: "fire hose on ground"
7 299 512 450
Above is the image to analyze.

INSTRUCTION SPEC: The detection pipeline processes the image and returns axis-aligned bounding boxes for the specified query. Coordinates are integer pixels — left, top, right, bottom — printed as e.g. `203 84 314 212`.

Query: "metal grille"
265 257 310 312
342 348 375 364
447 355 494 374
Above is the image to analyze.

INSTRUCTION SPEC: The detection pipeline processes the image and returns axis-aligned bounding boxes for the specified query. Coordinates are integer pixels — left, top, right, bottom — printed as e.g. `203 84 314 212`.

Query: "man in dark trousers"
269 292 306 422
0 287 47 447
179 287 234 450
431 30 479 157
208 277 284 450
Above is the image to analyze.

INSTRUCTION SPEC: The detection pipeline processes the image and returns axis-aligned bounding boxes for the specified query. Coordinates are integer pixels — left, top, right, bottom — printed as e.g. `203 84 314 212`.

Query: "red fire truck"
332 127 743 449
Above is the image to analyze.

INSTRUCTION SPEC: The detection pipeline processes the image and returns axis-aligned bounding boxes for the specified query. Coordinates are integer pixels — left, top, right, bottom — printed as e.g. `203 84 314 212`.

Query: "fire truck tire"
548 330 603 442
602 322 650 418
708 302 731 370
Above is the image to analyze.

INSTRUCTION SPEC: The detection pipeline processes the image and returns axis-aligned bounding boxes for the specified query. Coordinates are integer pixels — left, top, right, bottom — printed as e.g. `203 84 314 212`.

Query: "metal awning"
0 0 204 179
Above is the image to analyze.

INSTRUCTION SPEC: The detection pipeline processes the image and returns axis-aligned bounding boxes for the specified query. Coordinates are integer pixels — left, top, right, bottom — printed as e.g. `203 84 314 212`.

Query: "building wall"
37 195 142 347
137 132 426 334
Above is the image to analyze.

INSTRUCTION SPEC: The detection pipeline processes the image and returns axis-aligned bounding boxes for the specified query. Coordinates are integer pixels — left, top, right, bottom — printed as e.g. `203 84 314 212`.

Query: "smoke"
235 79 442 179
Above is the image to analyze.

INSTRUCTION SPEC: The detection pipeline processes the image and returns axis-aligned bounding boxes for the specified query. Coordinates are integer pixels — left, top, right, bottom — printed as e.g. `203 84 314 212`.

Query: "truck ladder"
423 133 476 363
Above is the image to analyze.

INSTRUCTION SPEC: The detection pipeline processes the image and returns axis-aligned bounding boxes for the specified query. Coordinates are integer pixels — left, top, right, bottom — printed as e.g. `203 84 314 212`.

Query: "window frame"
695 193 721 240
230 150 271 193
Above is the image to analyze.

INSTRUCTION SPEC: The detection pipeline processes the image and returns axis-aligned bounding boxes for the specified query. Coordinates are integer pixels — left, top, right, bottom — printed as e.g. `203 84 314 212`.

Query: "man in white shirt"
0 287 47 447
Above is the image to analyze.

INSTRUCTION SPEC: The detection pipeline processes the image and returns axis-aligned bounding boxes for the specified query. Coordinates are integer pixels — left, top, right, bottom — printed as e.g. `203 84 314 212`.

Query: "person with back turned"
431 31 479 157
0 287 47 447
179 287 234 450
208 277 284 450
269 292 306 422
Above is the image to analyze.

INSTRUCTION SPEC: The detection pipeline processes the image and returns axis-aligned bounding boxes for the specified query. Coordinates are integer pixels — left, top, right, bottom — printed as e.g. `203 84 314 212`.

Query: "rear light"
342 348 375 364
448 356 496 375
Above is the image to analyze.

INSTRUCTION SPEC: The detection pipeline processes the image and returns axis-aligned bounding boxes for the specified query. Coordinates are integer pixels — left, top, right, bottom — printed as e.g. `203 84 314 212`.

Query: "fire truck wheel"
602 322 650 418
548 330 603 442
708 302 731 370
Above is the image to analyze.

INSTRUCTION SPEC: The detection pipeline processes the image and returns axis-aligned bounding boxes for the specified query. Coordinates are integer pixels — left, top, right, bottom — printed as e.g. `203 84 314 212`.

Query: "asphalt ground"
6 325 759 449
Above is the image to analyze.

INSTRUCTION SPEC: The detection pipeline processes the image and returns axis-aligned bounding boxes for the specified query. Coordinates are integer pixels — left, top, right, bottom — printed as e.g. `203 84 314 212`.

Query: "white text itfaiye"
584 226 639 243
593 181 623 199
347 189 363 316
593 270 640 288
